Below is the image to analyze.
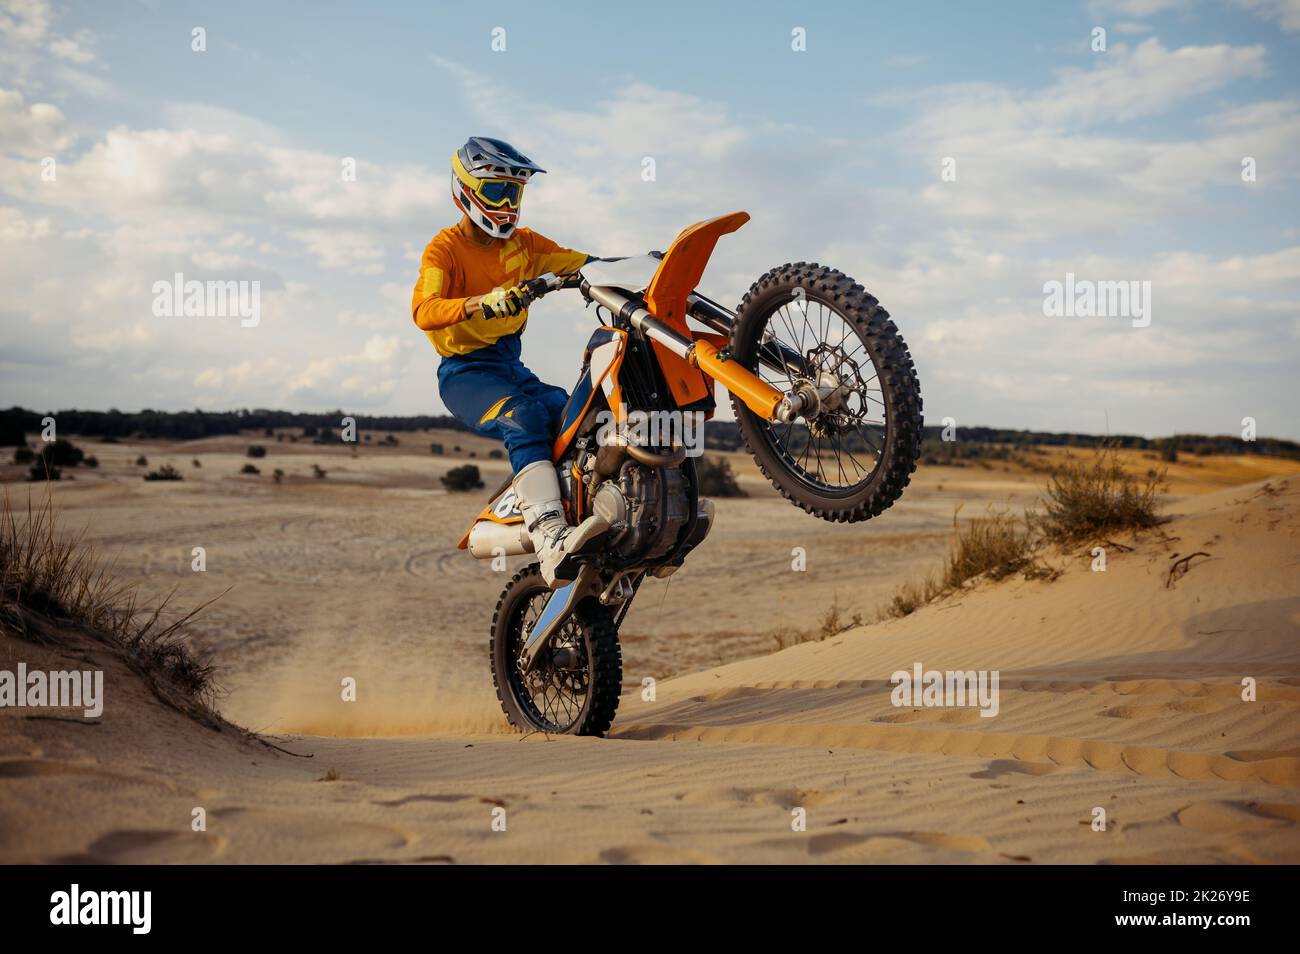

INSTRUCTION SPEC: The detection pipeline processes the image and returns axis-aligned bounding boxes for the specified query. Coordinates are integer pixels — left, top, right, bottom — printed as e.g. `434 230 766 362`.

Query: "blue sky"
1 0 1298 438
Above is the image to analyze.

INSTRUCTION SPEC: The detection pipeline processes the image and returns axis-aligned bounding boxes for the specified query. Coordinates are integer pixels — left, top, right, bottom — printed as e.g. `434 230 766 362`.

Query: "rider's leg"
511 458 608 587
439 362 606 587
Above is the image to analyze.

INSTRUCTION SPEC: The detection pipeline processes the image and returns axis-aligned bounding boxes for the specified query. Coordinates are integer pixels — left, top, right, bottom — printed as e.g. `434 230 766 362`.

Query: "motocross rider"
412 136 608 587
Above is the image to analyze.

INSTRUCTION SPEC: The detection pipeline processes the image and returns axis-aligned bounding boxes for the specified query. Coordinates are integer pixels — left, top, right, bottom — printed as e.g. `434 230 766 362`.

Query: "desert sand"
1 436 1298 863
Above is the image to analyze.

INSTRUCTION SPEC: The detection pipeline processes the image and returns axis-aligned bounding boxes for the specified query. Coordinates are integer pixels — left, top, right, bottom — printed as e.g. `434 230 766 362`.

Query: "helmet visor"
475 178 523 209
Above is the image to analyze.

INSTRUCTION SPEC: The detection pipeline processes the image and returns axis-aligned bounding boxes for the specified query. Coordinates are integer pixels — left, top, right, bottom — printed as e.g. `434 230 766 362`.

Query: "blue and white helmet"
451 137 546 239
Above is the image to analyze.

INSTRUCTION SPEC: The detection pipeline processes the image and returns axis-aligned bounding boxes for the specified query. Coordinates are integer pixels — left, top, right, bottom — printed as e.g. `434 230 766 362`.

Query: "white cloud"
285 335 406 397
1112 20 1155 34
0 86 72 156
1233 0 1300 31
48 28 94 63
1087 0 1190 15
891 41 1288 243
0 0 51 47
290 228 385 275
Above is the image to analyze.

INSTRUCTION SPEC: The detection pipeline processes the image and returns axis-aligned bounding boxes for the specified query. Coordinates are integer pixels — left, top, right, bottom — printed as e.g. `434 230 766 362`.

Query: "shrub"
880 575 942 621
38 439 84 468
246 445 267 459
273 469 284 484
696 456 747 497
13 447 35 464
27 463 60 482
144 465 183 482
818 595 862 639
942 507 1036 588
878 506 1047 622
135 455 148 466
83 456 99 468
488 449 503 460
430 443 444 456
441 464 485 492
192 458 202 468
0 493 221 725
1037 447 1163 545
311 464 327 479
240 464 260 475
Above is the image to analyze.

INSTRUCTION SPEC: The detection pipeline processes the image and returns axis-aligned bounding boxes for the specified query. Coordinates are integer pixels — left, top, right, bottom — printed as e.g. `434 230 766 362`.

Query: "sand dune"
1 450 1297 863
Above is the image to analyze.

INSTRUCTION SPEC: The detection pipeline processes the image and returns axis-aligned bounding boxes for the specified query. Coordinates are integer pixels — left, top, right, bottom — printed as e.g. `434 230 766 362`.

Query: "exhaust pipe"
467 520 532 558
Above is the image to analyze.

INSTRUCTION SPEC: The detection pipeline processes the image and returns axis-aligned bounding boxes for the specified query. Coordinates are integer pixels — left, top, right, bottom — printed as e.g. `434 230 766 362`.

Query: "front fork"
520 565 601 672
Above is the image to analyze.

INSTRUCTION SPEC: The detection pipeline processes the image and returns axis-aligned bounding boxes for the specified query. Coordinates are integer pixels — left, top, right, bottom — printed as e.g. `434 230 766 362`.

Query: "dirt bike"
456 212 922 736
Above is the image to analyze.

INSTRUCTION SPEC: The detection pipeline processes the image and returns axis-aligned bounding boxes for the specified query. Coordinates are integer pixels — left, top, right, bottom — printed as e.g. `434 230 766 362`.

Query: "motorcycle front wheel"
729 263 923 523
489 564 622 736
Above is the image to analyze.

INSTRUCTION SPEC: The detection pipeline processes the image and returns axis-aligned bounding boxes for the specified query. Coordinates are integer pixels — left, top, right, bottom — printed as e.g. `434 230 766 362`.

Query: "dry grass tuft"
0 489 227 728
878 505 1053 622
1037 445 1164 545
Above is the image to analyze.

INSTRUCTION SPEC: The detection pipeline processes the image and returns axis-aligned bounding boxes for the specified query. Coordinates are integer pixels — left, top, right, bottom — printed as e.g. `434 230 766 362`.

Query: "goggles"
474 178 524 210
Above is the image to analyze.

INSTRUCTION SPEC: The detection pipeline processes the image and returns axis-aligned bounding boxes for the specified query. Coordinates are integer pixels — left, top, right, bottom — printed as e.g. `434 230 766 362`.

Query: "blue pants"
438 338 569 472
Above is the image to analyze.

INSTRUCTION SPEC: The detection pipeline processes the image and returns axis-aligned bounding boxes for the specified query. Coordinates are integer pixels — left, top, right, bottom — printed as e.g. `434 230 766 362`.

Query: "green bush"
38 439 84 468
695 456 747 497
441 464 485 492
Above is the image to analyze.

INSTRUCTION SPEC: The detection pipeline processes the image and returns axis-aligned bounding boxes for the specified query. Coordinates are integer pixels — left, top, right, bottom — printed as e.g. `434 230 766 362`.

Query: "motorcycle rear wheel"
729 263 922 523
489 564 623 736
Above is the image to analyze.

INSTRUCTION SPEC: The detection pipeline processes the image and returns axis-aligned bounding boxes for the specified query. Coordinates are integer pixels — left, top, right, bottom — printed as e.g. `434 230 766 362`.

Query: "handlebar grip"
480 274 560 318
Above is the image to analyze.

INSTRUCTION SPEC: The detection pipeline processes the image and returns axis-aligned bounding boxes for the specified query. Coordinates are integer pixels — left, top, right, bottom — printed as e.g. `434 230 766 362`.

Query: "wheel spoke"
744 296 887 494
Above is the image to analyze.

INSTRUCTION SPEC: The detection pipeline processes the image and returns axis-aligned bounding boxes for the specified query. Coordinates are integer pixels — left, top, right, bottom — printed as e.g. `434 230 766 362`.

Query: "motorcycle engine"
589 461 690 564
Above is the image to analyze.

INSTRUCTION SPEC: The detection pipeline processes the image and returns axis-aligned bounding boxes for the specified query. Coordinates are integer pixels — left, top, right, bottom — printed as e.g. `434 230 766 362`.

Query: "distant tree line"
700 420 1300 461
3 406 1296 460
0 406 469 444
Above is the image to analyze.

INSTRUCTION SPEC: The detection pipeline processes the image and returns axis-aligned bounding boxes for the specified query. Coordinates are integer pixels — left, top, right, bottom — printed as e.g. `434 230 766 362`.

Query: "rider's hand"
479 284 527 320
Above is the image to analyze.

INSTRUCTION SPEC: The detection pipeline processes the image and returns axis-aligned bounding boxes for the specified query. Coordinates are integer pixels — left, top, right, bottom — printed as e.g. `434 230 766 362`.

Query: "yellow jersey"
411 219 588 358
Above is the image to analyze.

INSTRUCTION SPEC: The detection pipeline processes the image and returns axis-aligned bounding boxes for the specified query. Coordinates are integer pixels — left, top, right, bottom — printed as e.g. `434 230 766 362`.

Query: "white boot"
513 460 609 588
